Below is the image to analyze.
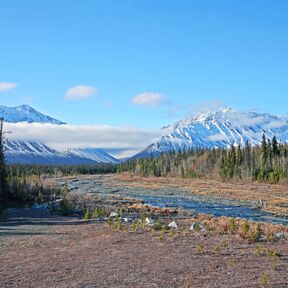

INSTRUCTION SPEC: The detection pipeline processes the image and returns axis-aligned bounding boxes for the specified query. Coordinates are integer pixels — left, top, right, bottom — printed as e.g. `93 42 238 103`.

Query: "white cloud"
65 85 97 100
5 122 164 158
132 92 164 107
266 120 287 129
228 113 267 128
0 82 17 93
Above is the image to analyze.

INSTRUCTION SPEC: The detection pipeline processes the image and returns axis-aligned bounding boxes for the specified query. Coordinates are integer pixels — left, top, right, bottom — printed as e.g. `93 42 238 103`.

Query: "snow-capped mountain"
5 139 68 164
5 140 119 165
133 108 288 158
0 104 65 124
2 104 119 164
64 148 120 164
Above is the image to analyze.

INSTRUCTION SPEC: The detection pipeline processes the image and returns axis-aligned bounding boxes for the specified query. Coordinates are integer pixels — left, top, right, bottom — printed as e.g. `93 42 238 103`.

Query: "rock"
168 221 178 229
275 232 285 240
145 217 154 226
109 212 118 218
190 222 204 231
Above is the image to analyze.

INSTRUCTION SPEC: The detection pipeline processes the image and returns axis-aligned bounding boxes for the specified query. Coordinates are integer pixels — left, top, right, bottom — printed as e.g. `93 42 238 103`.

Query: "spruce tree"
260 134 268 166
272 135 279 156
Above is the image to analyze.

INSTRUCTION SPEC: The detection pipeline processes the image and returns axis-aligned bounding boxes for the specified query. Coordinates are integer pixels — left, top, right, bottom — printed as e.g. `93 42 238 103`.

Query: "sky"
1 0 288 157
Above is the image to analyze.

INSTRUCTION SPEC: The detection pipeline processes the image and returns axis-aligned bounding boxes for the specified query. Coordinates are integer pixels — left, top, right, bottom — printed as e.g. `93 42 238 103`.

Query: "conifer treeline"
118 135 288 183
0 118 7 203
4 164 117 204
7 163 117 178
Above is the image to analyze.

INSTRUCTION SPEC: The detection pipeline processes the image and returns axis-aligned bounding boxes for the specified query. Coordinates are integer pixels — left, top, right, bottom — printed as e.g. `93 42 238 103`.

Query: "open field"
1 209 288 288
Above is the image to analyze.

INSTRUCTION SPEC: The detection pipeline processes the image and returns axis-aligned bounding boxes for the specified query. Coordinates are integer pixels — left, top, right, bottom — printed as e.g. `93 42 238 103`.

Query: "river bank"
62 174 288 225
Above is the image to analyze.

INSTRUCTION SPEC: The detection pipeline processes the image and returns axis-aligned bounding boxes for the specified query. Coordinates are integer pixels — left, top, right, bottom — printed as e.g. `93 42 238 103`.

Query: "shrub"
60 197 73 216
115 217 122 230
213 244 219 254
119 208 123 218
256 223 264 241
139 211 148 221
131 222 138 232
229 218 238 233
249 223 264 243
221 239 229 249
153 219 164 231
182 227 187 237
83 208 92 219
159 227 167 241
267 249 281 257
259 272 271 288
107 216 113 226
228 259 236 268
240 222 250 239
196 244 204 254
92 207 105 218
266 232 275 242
175 228 179 237
169 230 174 238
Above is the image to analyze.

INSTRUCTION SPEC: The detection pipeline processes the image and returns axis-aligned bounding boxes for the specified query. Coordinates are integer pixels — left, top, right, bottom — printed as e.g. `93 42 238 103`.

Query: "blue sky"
1 0 288 129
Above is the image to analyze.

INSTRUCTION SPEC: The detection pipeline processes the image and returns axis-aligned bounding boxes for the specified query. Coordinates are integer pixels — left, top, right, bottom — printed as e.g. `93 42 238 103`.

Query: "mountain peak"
0 104 66 124
192 106 233 119
133 108 288 158
16 104 34 111
64 148 120 164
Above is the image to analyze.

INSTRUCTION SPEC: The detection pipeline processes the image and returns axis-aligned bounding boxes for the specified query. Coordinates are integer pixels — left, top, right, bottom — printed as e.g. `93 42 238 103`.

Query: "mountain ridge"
0 104 65 124
3 104 288 163
1 104 119 164
133 107 288 158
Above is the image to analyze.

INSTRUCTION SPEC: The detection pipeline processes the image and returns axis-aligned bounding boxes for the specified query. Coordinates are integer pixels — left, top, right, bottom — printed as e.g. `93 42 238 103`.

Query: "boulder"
145 217 154 225
109 212 118 218
275 232 285 240
168 221 178 229
190 221 204 231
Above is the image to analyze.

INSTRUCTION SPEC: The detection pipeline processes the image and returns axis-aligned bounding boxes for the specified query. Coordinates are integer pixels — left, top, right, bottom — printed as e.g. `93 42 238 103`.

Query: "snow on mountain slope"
0 104 65 124
0 105 120 164
133 108 288 158
5 139 68 164
4 140 119 165
64 148 120 164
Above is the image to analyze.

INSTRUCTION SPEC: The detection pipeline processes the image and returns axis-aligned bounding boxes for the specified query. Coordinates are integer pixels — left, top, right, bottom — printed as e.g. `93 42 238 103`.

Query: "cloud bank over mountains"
5 122 164 158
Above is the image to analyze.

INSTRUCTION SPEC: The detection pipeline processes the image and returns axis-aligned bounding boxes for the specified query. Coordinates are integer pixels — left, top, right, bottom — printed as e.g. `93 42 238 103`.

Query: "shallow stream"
69 177 288 226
